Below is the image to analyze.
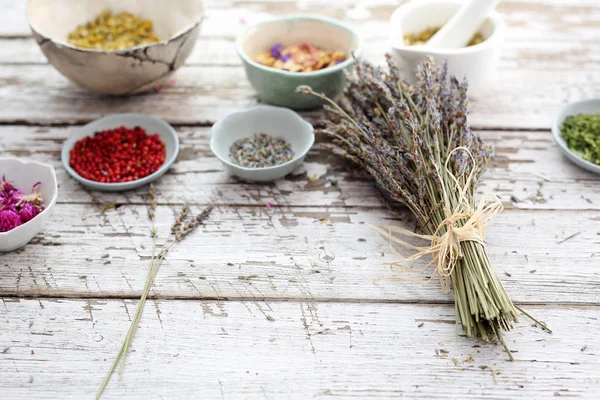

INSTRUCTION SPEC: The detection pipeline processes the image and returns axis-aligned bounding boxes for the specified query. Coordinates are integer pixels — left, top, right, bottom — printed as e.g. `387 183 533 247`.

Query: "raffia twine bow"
372 147 504 290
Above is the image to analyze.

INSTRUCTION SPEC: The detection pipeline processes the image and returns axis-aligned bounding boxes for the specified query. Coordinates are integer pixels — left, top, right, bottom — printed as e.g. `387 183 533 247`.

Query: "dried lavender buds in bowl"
211 105 314 182
229 133 294 168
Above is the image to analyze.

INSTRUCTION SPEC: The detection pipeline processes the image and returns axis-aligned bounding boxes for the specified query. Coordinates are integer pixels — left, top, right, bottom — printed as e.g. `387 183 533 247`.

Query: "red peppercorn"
69 126 166 183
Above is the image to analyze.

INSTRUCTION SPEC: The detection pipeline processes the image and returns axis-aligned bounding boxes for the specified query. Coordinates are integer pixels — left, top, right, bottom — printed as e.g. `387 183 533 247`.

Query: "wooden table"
1 1 599 398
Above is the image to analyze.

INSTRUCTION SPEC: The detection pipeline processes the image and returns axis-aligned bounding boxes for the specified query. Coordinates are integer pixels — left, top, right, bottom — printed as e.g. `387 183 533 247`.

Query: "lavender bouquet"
299 56 549 357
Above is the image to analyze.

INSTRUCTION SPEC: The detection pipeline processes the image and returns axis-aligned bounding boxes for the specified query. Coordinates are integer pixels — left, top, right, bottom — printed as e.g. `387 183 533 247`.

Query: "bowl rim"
0 158 58 237
210 105 315 173
235 14 364 78
26 0 204 54
61 113 180 189
389 0 505 55
551 98 600 174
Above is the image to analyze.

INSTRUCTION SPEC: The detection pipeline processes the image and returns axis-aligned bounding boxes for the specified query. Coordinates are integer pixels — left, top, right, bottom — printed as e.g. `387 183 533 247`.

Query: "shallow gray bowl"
551 98 600 175
61 113 179 191
27 0 204 95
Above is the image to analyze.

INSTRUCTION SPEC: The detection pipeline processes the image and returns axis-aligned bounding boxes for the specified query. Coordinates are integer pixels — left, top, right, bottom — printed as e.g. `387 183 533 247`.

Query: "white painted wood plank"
1 126 598 210
0 204 598 303
0 63 597 129
0 298 597 399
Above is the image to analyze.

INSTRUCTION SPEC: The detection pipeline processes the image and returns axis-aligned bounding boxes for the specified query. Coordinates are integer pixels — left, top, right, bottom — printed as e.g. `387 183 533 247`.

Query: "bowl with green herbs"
210 105 314 182
552 98 600 175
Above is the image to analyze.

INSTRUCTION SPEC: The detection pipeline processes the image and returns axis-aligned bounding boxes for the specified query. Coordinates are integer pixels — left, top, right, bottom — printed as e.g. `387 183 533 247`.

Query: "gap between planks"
2 293 600 308
0 121 567 133
33 202 600 211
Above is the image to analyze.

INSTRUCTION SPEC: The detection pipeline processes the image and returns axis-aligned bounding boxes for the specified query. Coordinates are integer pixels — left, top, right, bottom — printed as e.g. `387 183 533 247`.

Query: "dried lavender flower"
171 204 190 233
300 55 542 358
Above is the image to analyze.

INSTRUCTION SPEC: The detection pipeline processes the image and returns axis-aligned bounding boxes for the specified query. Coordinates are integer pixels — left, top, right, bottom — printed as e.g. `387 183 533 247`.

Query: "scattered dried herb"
97 184 213 399
229 133 294 168
557 231 581 244
300 55 551 358
560 113 600 165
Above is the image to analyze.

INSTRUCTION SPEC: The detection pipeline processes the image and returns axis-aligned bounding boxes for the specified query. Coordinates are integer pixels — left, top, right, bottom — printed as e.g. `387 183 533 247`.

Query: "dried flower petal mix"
68 10 160 51
253 43 346 72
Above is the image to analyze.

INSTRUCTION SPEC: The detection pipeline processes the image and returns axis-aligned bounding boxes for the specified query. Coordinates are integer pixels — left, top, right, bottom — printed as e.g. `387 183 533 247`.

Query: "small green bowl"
236 14 363 110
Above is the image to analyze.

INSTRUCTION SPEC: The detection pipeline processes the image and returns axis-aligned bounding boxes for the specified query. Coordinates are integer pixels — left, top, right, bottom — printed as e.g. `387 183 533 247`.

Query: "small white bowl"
210 105 314 182
0 158 58 252
552 98 600 175
389 0 505 92
61 113 179 191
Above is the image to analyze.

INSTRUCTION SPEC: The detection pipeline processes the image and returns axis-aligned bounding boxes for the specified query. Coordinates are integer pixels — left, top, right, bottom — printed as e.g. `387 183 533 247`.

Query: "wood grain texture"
0 298 597 400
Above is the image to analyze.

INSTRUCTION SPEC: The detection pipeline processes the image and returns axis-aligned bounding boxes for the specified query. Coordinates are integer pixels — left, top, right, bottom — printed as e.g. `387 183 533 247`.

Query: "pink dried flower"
18 192 45 210
0 209 22 232
18 203 39 223
0 175 17 193
265 201 276 208
1 188 24 208
168 79 176 87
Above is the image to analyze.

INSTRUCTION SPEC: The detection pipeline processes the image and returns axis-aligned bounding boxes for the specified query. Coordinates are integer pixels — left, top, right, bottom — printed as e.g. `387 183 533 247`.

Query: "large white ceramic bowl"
389 0 504 92
26 0 204 95
210 105 315 182
552 98 600 175
0 159 58 252
61 113 180 191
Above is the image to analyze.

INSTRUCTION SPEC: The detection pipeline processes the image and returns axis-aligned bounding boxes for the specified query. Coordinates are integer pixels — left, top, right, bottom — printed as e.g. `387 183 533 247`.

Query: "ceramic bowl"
389 0 505 92
210 105 314 181
552 98 600 175
0 159 58 252
61 113 180 191
236 14 363 110
26 0 204 95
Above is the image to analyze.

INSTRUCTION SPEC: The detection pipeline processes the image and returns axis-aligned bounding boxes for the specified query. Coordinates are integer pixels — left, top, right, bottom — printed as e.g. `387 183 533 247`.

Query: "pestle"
426 0 501 49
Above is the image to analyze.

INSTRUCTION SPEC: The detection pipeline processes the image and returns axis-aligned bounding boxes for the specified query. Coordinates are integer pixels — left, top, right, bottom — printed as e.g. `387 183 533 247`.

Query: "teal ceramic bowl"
236 15 363 110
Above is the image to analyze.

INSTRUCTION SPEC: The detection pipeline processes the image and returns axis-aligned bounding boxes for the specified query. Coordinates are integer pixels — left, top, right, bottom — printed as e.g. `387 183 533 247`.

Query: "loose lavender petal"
270 43 283 58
